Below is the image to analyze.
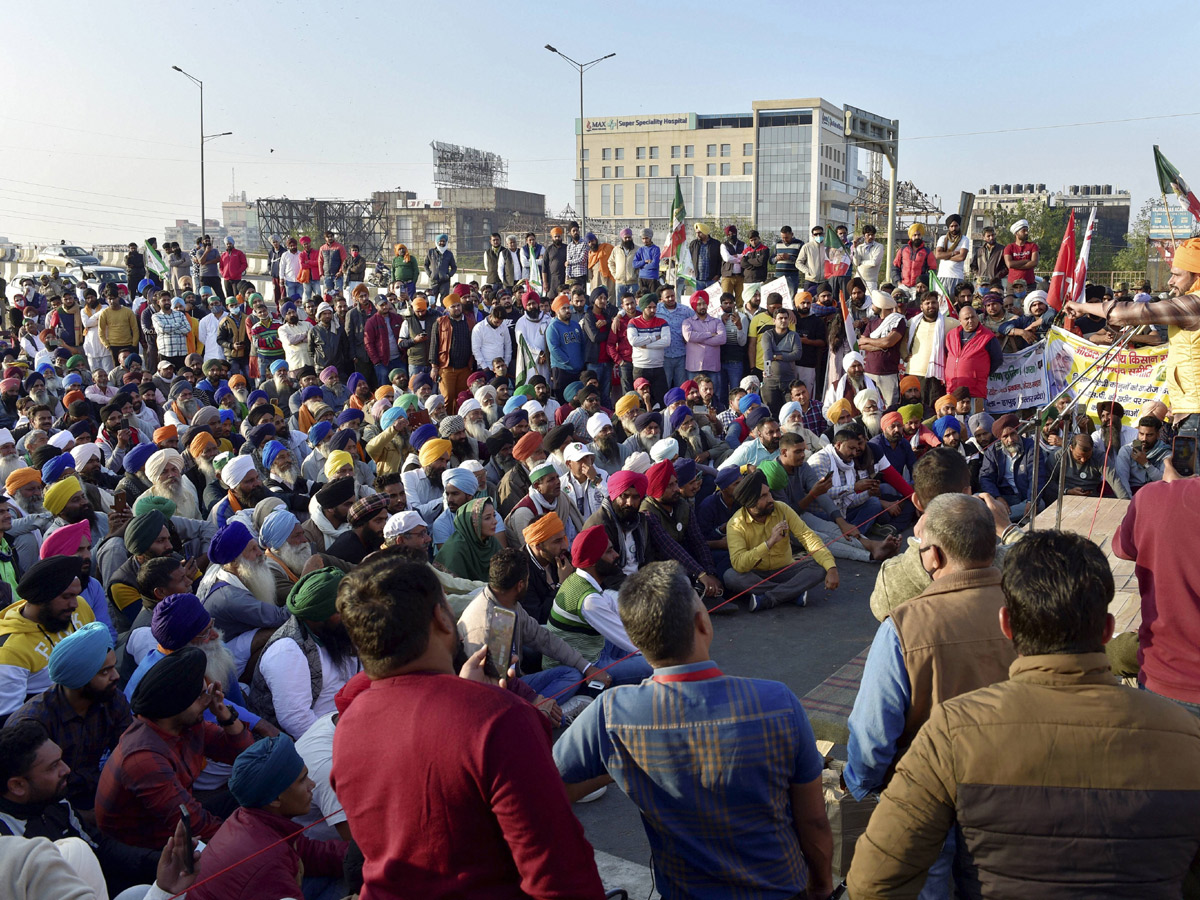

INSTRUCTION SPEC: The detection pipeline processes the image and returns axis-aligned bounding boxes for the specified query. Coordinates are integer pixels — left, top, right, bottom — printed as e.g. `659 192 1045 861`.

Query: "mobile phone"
113 489 127 515
1130 439 1145 454
586 680 607 691
1172 435 1196 478
485 606 517 680
177 804 194 874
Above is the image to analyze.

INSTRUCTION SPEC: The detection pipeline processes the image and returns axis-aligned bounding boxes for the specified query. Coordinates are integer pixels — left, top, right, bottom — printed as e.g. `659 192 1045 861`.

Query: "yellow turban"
694 222 712 236
1174 237 1200 275
418 438 452 468
523 512 565 547
899 403 925 423
827 398 854 422
614 393 642 419
908 223 925 239
323 451 353 479
5 468 42 495
44 476 82 517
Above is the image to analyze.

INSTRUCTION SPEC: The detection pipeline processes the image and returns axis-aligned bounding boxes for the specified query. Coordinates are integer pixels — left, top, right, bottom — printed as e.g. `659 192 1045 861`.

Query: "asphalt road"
565 554 885 874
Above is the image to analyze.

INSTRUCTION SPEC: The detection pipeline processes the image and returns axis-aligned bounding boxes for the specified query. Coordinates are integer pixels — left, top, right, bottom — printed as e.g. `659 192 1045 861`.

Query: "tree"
989 200 1069 275
1112 198 1154 274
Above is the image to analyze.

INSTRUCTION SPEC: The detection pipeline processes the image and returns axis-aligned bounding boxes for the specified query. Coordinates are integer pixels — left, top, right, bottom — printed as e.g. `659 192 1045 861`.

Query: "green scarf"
434 498 500 583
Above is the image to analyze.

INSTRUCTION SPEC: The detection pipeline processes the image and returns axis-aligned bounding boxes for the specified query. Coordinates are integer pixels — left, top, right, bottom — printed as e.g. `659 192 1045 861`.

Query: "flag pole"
1162 192 1180 250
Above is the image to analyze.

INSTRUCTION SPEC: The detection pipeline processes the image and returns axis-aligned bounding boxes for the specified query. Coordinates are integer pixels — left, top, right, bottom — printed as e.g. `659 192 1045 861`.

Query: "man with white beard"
778 401 828 451
145 448 203 520
587 412 628 475
258 508 316 605
163 380 200 434
474 384 500 426
185 430 221 512
621 412 663 457
0 429 23 482
209 454 273 529
202 521 289 680
854 387 884 438
527 402 550 436
459 399 490 451
301 421 335 486
673 407 732 468
128 384 163 434
261 440 309 512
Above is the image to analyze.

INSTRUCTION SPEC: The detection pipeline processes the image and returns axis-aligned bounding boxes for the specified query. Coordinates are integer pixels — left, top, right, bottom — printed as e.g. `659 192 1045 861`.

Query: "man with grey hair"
845 492 1016 898
554 560 835 900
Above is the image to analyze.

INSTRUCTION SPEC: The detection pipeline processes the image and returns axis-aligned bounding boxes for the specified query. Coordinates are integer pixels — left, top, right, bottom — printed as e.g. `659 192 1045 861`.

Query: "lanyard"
651 667 723 684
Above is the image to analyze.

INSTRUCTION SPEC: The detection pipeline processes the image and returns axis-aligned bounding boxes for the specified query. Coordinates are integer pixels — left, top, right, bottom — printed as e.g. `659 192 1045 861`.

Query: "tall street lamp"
171 66 232 240
545 45 615 235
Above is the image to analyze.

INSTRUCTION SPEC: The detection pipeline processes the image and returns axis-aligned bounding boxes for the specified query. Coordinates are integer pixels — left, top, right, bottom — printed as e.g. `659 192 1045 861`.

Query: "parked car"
37 243 101 268
6 270 82 306
67 265 129 298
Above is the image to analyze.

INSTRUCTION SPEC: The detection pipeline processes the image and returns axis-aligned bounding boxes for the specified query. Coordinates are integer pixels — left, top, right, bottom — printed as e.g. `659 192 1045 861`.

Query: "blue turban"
408 372 432 392
218 409 237 424
301 385 323 403
47 622 112 689
411 423 438 450
500 410 528 429
442 466 479 497
335 408 364 426
744 406 770 430
123 442 157 474
563 381 585 403
228 734 305 809
281 302 297 314
247 390 268 407
259 508 299 551
329 429 356 452
503 395 527 415
126 354 142 365
261 440 286 469
214 385 233 403
150 593 211 651
664 387 686 407
381 407 406 430
63 373 83 388
738 393 762 414
673 457 698 486
117 382 140 397
669 406 692 433
307 421 334 447
208 520 254 565
346 373 365 393
41 453 74 485
24 372 44 391
269 359 289 374
715 467 741 489
436 233 449 243
246 423 276 448
932 415 963 441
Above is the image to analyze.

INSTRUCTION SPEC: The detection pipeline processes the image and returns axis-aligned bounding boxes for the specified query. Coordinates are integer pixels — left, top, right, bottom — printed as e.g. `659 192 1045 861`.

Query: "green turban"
514 384 536 399
286 567 345 622
757 458 787 492
133 493 177 519
898 403 925 424
124 510 167 556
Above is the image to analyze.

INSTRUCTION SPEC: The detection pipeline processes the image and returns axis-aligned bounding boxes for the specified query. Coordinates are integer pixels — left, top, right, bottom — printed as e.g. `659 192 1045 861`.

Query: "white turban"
1024 290 1049 316
384 510 424 540
71 443 103 468
459 459 484 473
842 351 866 369
221 454 259 490
458 398 481 416
424 394 445 412
524 400 544 416
623 451 652 473
870 289 897 311
740 375 761 392
854 387 883 412
0 429 13 448
146 448 184 483
48 431 74 450
650 438 679 463
586 412 612 438
1010 219 1029 236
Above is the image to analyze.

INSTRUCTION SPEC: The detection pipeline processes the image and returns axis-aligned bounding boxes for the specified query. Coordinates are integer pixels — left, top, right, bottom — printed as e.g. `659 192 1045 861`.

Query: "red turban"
645 459 676 500
689 290 709 313
571 525 610 568
607 470 648 501
881 411 904 430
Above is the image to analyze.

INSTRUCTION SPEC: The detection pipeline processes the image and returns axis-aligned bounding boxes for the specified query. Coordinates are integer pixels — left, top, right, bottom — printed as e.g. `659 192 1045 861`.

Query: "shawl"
434 497 499 583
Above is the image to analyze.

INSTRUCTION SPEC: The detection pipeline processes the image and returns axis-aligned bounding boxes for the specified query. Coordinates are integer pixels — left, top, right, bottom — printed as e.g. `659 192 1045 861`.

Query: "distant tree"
989 200 1069 275
1112 199 1155 274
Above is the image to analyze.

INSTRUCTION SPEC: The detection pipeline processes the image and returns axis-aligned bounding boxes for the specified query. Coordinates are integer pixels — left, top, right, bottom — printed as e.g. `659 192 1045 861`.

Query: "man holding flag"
145 237 169 291
825 224 854 309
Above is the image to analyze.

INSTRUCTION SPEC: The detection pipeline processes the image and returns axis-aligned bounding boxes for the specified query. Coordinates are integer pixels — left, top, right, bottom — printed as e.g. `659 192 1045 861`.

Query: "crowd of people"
0 222 1197 900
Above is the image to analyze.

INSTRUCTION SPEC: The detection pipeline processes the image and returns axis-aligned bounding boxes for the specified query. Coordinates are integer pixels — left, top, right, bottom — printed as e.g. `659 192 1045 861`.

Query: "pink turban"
607 470 648 501
40 519 90 560
881 411 904 430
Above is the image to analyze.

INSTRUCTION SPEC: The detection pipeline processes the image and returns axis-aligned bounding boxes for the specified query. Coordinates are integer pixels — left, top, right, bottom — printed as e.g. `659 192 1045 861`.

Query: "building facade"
574 98 880 240
972 182 1131 253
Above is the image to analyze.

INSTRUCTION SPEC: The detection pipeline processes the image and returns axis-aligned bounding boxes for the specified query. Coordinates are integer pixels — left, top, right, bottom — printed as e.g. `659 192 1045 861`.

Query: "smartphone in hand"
177 804 194 874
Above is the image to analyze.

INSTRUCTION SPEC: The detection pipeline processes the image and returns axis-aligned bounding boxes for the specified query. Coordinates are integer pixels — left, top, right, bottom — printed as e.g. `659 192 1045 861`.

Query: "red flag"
1068 207 1098 304
1045 208 1075 312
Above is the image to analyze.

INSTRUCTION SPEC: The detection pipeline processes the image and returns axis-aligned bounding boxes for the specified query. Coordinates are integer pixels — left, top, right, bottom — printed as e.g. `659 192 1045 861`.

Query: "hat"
623 451 652 474
899 375 921 395
738 393 761 414
744 406 771 431
571 525 609 568
1096 401 1125 420
315 476 356 510
208 521 254 565
486 428 515 457
348 492 389 527
145 448 184 484
438 415 465 438
542 424 574 455
715 467 741 490
522 511 565 546
826 398 854 423
384 510 424 540
881 411 904 430
645 459 675 499
842 350 866 369
620 227 633 238
563 442 594 464
908 223 926 238
551 295 571 313
898 403 924 424
131 644 209 719
734 469 768 509
991 413 1019 439
757 459 786 492
607 470 647 500
44 476 82 516
19 556 83 606
663 387 685 408
410 423 437 450
1024 290 1049 316
151 593 211 651
39 519 90 560
669 405 693 433
419 438 452 467
286 567 344 621
854 388 883 412
528 460 558 484
641 228 653 239
1174 236 1200 273
47 621 112 689
220 455 258 490
650 438 679 463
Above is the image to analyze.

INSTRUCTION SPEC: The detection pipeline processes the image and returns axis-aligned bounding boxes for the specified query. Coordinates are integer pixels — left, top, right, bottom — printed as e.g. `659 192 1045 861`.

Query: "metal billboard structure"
255 198 389 260
431 141 508 189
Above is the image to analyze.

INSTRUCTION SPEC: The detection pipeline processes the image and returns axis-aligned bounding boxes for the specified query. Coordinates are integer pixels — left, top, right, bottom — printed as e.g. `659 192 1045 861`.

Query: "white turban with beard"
147 448 202 519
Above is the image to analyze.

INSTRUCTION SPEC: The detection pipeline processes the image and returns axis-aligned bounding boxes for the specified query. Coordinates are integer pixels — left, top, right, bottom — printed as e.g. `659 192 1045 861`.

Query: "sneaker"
577 785 607 803
748 594 766 612
559 694 593 727
795 590 809 608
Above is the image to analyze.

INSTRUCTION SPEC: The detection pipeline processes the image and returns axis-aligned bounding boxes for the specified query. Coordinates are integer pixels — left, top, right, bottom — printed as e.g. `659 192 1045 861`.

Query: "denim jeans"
321 275 344 293
718 359 745 405
846 496 884 530
617 361 634 396
301 280 316 302
616 283 637 301
663 355 687 390
409 364 432 383
522 639 652 701
284 280 302 301
375 357 405 389
593 361 614 406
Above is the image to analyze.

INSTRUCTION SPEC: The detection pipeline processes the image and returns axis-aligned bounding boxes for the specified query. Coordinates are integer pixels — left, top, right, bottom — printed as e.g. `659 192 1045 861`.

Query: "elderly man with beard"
402 437 452 525
208 454 270 529
302 476 356 551
0 429 24 482
203 521 289 681
251 568 360 740
161 380 199 436
854 387 884 438
980 413 1048 522
506 460 584 550
621 411 662 457
5 468 54 573
586 412 626 476
823 350 879 419
640 460 723 602
144 447 202 520
0 556 97 718
673 406 731 468
259 509 316 604
261 440 309 515
498 431 545 518
181 431 219 512
43 476 120 552
327 493 389 565
483 427 515 488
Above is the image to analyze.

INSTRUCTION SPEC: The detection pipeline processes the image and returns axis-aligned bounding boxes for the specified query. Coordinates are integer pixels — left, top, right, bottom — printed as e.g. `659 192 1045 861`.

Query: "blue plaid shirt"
554 660 824 900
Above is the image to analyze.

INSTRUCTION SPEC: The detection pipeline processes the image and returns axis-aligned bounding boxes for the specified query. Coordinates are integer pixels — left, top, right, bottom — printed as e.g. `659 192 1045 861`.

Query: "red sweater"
331 672 604 900
190 807 347 900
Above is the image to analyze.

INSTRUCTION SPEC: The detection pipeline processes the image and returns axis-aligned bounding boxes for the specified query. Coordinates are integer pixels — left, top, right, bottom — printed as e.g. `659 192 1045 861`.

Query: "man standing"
125 242 146 297
657 284 694 390
424 234 457 303
586 232 614 297
852 224 885 292
628 294 671 400
610 227 639 301
719 225 747 301
546 295 585 400
365 295 404 391
555 560 834 900
849 531 1200 898
933 214 969 300
564 221 588 290
218 238 248 300
633 229 661 293
543 226 568 297
857 290 907 409
318 230 348 295
774 225 803 295
434 292 474 412
970 225 1008 285
332 557 605 899
681 290 725 386
1003 219 1039 288
798 225 826 293
482 232 504 291
266 234 285 302
277 303 314 371
892 224 937 300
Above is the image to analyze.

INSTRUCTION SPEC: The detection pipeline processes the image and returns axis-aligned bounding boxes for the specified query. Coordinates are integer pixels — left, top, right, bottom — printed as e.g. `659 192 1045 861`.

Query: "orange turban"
551 294 571 313
5 468 41 495
64 390 86 408
512 431 543 462
899 375 921 394
523 512 564 547
228 374 247 388
154 425 178 444
189 431 217 456
1175 237 1200 275
375 385 395 401
935 394 957 412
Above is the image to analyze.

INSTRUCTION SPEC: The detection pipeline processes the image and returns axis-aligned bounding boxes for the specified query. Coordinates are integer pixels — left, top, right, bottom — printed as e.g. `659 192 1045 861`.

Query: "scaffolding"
849 155 945 236
255 198 389 260
431 141 508 189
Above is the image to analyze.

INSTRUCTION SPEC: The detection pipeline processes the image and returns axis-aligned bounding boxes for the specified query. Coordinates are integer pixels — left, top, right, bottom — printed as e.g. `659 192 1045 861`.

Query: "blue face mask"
229 304 243 315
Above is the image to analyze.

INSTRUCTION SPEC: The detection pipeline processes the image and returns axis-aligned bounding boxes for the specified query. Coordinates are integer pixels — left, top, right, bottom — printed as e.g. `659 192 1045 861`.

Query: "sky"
1 0 1196 247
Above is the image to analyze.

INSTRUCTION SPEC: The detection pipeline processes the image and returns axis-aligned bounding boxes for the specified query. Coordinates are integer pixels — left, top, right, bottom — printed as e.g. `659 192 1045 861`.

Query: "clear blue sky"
0 0 1194 245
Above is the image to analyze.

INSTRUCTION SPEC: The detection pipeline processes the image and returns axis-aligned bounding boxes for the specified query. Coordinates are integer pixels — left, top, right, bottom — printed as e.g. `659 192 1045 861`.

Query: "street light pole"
172 66 231 242
545 45 615 236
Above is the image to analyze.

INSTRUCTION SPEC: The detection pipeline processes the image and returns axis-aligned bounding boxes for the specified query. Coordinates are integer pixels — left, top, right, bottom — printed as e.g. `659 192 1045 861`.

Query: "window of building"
720 181 752 217
743 162 753 175
671 164 680 176
720 143 731 157
706 163 716 176
648 179 674 218
581 167 589 179
602 166 611 179
706 182 717 216
706 144 717 157
720 163 731 176
636 147 646 159
582 149 589 161
743 142 753 156
425 222 449 242
649 146 659 159
614 165 624 177
685 145 695 158
636 165 646 178
685 164 694 176
635 183 646 215
601 184 611 216
649 165 659 177
395 217 413 243
614 184 624 216
671 145 681 158
754 117 813 237
602 148 611 160
615 147 624 160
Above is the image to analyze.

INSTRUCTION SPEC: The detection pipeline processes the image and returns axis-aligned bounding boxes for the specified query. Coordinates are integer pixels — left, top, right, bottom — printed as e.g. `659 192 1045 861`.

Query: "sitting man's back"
555 560 833 900
849 530 1200 899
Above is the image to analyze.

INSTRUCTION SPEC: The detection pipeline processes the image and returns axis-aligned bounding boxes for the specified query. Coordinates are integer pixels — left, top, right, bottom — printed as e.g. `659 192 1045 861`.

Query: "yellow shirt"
726 503 835 574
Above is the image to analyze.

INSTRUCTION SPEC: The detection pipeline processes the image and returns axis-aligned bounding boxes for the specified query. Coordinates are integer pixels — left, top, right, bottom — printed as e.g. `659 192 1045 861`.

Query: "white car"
37 243 101 268
67 265 129 299
5 270 82 305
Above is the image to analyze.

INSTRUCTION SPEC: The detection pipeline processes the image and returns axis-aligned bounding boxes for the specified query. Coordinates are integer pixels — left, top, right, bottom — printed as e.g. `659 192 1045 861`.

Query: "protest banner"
985 341 1048 415
1043 326 1169 428
681 280 722 316
760 275 793 309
